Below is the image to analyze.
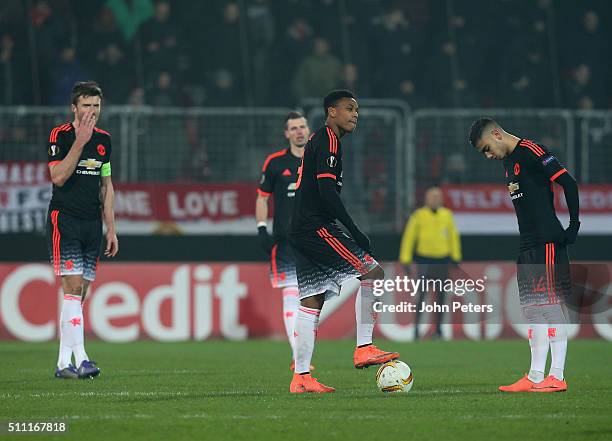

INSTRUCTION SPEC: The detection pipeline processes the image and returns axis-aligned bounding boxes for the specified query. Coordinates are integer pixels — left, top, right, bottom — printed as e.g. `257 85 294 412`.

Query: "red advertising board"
1 262 610 342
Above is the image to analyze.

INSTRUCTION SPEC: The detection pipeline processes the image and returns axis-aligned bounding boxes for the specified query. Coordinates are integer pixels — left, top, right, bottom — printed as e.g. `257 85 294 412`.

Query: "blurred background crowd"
0 0 609 109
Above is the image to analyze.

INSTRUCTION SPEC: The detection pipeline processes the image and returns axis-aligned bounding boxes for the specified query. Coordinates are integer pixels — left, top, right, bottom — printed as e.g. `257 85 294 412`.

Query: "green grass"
1 340 611 441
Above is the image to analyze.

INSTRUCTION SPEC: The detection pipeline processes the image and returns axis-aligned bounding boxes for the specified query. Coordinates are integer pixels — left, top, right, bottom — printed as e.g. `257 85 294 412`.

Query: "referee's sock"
356 280 376 346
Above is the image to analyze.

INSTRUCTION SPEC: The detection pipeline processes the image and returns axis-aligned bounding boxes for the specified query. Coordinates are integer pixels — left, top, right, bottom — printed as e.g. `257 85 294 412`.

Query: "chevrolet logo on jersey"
78 158 102 169
508 182 519 194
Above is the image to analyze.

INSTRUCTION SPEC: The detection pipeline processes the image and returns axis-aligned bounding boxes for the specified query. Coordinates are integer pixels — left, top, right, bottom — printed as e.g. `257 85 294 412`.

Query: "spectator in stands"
292 37 342 103
206 68 242 107
0 31 28 105
271 15 314 104
399 187 462 340
50 46 88 105
562 10 607 108
94 43 132 104
146 70 178 106
139 0 180 77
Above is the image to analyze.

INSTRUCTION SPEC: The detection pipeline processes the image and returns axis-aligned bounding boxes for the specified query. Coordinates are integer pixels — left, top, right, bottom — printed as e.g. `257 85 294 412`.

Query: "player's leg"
500 248 545 392
531 243 570 392
354 264 400 368
290 292 334 393
288 233 339 393
48 210 82 379
271 243 301 368
73 218 104 378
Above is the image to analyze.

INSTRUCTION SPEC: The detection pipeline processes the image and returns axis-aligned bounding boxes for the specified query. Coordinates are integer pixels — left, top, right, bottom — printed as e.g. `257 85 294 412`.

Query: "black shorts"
517 242 571 306
269 241 298 288
46 209 103 281
290 223 378 300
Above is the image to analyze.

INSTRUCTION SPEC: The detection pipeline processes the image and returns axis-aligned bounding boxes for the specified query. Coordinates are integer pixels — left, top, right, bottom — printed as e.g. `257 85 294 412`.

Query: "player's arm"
256 159 275 254
315 138 370 251
399 212 418 265
48 109 96 186
100 174 119 257
554 171 580 244
447 210 462 263
524 144 580 243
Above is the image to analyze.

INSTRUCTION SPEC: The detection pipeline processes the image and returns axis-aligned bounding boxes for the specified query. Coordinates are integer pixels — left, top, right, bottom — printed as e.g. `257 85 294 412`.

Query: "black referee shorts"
290 222 378 300
46 209 103 281
517 242 571 306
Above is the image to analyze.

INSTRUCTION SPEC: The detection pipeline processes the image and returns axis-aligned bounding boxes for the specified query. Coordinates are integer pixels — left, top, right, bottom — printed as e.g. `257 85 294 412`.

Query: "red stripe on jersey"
261 149 287 172
520 140 545 156
271 244 279 286
550 168 567 182
51 210 61 276
49 123 71 142
317 173 336 180
93 127 111 136
48 161 61 168
257 189 271 197
326 127 337 154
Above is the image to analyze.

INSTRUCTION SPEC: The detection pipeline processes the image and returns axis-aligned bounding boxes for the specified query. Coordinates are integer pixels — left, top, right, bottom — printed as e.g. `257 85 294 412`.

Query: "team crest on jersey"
97 144 106 156
49 145 59 156
508 182 519 194
514 163 520 176
327 156 337 167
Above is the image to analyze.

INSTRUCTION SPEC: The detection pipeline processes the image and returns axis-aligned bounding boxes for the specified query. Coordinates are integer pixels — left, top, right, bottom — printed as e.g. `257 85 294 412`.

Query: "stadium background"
1 0 611 342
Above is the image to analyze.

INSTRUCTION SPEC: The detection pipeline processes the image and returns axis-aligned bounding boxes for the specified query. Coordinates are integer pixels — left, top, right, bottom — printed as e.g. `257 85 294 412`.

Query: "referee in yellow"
399 187 462 340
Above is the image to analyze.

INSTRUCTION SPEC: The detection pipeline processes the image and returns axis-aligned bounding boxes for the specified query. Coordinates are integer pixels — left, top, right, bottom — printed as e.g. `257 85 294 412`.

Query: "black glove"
257 226 274 255
351 228 371 253
563 220 580 245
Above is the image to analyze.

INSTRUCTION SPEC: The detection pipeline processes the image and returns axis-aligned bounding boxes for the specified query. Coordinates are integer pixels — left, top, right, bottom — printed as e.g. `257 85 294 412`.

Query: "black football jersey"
290 126 343 235
47 123 112 220
258 148 302 241
503 139 567 250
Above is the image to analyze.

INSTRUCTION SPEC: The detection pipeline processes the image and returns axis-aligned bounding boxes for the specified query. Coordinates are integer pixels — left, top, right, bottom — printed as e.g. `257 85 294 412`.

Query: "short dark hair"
71 81 103 105
323 89 356 116
284 111 305 129
468 117 498 148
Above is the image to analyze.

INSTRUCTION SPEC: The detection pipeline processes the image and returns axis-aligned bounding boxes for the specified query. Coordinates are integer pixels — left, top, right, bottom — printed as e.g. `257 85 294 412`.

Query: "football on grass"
375 360 414 393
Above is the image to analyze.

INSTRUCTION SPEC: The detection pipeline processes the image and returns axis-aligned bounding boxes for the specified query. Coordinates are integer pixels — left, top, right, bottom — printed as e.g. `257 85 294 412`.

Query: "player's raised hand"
75 108 96 146
105 230 119 257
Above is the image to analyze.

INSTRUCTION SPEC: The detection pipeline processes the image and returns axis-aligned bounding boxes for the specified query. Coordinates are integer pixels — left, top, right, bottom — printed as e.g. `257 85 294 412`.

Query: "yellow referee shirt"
399 207 462 264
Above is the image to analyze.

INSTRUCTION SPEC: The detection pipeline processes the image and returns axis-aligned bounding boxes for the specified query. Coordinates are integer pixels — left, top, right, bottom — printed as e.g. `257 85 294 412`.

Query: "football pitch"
1 340 611 441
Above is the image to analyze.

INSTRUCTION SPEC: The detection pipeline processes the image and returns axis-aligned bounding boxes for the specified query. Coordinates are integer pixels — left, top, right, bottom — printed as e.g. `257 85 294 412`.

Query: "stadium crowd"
0 0 609 109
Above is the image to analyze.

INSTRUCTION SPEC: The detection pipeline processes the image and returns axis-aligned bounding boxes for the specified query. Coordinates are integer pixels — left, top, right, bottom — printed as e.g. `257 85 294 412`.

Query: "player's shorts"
516 242 571 306
46 209 103 281
290 222 378 300
269 241 298 288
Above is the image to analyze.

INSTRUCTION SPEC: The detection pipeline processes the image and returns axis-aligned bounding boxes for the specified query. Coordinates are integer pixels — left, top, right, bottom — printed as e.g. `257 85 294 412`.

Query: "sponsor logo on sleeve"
542 155 556 166
327 156 337 168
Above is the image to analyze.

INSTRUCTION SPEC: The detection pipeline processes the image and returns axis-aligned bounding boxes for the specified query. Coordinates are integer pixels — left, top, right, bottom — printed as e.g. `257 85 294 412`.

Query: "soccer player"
47 81 118 379
469 117 579 393
256 111 311 371
288 90 400 393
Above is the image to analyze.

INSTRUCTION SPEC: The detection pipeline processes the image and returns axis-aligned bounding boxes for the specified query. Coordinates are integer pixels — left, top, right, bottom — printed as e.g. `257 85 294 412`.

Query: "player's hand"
75 108 96 147
562 220 580 245
352 228 371 253
105 231 119 257
257 226 274 255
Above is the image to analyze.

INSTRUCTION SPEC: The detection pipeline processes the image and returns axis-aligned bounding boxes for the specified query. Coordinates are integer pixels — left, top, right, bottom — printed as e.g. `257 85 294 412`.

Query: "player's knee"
363 265 384 280
301 293 325 310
